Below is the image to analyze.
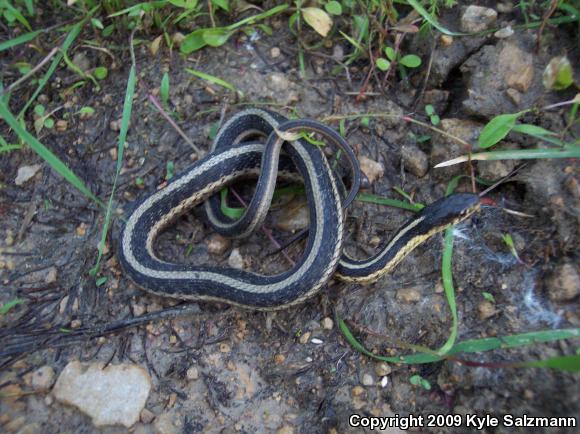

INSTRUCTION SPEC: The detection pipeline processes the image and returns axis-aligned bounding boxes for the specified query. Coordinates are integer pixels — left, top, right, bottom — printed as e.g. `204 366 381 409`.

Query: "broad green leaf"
325 1 342 16
202 28 233 47
302 7 332 37
376 58 390 71
180 29 207 54
94 66 108 80
78 107 95 116
400 54 421 68
34 104 45 116
384 46 396 61
3 1 31 30
91 18 104 29
478 112 523 148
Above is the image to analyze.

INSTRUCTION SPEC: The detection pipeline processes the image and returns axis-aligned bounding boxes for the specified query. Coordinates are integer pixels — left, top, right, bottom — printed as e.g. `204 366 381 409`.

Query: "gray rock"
228 248 245 269
31 365 55 391
461 6 498 33
359 156 384 184
15 164 42 186
461 37 541 119
72 51 92 72
274 199 310 232
547 263 579 302
53 361 151 428
428 35 488 86
206 234 231 255
396 286 422 303
401 144 429 177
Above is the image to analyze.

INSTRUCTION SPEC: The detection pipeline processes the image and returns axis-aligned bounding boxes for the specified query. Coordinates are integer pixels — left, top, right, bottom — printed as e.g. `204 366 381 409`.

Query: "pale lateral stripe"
338 215 426 270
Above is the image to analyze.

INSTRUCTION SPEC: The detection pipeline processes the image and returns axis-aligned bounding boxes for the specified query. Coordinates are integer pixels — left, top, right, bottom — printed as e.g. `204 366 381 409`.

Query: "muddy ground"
1 2 579 434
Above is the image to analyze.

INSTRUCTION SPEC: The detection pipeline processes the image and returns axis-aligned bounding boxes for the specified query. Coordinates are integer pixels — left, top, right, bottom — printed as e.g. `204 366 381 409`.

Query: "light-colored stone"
361 373 374 386
494 26 514 39
499 43 534 92
374 362 392 377
359 156 384 184
401 144 429 177
351 385 364 397
186 366 199 380
44 266 58 284
276 426 294 434
15 164 42 186
299 331 311 344
396 287 422 303
547 263 579 302
53 361 151 428
478 301 497 320
206 234 231 255
153 410 181 434
228 248 244 270
461 6 497 33
31 365 55 391
270 47 281 58
275 199 309 232
321 317 334 330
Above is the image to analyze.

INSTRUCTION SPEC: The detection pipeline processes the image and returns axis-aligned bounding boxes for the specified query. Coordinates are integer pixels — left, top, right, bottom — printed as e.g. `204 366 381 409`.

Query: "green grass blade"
0 29 41 52
437 226 458 355
406 0 466 36
0 298 26 315
520 355 580 372
220 188 244 219
339 318 580 365
434 147 580 167
185 68 236 92
0 102 102 205
90 64 137 276
356 193 424 212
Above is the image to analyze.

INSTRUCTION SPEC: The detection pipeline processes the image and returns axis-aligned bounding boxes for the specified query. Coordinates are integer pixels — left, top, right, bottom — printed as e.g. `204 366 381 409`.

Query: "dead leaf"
302 7 332 37
149 35 163 56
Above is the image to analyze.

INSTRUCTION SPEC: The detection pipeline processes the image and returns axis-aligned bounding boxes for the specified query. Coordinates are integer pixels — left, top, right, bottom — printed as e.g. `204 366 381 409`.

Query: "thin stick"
148 94 202 155
0 47 59 97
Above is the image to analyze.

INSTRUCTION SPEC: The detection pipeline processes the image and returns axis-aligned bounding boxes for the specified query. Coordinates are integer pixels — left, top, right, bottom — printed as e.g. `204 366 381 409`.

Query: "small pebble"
358 156 384 184
494 26 514 39
374 362 392 377
219 343 231 353
276 426 294 434
547 263 579 302
31 366 55 391
299 331 311 344
396 287 422 303
227 248 244 269
44 267 58 284
478 301 497 320
361 373 374 386
311 338 323 345
186 366 199 380
15 164 42 186
206 234 231 255
321 317 334 330
55 120 68 132
270 47 281 58
351 386 364 397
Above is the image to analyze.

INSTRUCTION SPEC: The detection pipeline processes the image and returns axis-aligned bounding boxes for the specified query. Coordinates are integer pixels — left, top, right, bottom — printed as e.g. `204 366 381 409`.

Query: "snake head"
419 193 481 228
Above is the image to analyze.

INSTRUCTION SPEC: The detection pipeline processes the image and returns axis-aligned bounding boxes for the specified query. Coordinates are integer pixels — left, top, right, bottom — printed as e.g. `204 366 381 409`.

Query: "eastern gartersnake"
118 109 480 310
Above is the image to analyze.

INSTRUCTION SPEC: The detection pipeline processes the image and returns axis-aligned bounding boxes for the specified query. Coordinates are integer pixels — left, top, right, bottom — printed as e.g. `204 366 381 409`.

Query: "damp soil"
0 4 579 434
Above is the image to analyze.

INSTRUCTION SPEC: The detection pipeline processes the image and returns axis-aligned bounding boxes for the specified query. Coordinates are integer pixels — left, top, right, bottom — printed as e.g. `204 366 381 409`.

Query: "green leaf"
94 66 108 80
430 114 440 126
376 58 390 71
436 147 580 167
360 116 370 128
202 28 233 47
95 276 108 286
425 104 435 116
168 0 199 8
91 18 104 29
482 292 495 303
211 0 229 12
43 118 54 129
325 1 342 16
166 161 174 180
0 299 26 315
180 29 207 54
220 189 245 219
400 54 421 68
478 112 524 149
384 46 396 61
78 107 95 116
34 104 45 116
2 1 32 30
160 72 170 106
